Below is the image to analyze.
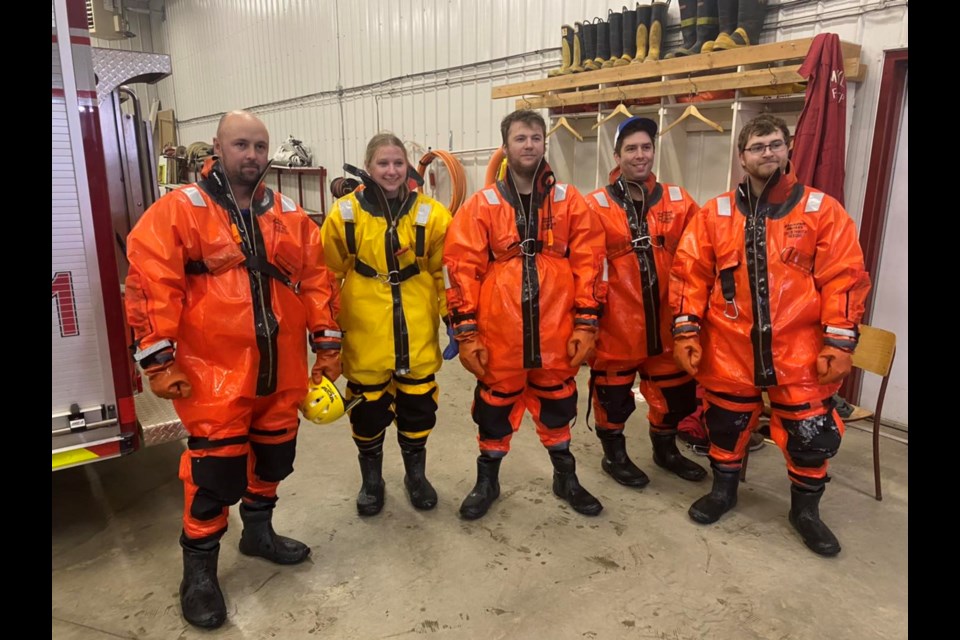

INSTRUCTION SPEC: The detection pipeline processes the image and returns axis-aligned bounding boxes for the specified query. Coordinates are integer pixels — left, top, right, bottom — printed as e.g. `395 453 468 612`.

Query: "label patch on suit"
717 196 731 217
416 204 431 225
593 192 610 208
554 184 568 202
668 185 682 201
805 192 824 212
182 186 207 207
483 188 500 205
340 199 355 221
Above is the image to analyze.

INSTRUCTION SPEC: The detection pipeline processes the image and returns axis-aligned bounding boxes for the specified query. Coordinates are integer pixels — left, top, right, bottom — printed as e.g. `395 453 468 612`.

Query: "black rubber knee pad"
594 383 636 424
704 404 753 451
250 437 297 482
189 454 247 520
349 391 396 437
782 412 842 468
395 387 438 431
659 379 698 426
537 392 578 429
473 385 515 440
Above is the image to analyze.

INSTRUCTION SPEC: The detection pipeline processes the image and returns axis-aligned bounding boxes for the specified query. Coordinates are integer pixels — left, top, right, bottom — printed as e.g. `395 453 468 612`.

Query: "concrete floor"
53 359 908 640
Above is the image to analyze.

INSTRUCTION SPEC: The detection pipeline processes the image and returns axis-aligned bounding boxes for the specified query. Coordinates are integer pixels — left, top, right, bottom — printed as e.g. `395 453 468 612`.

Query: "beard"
228 163 263 188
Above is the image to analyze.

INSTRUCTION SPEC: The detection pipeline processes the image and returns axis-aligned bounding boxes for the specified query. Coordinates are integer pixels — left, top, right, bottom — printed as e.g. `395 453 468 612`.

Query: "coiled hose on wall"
416 149 467 215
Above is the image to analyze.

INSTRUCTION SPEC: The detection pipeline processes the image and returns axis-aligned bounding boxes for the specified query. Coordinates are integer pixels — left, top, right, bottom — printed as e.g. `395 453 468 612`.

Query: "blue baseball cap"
614 116 658 149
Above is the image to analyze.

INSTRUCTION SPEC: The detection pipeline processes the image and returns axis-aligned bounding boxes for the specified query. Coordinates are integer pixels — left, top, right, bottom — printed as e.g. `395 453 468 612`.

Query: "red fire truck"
52 0 184 470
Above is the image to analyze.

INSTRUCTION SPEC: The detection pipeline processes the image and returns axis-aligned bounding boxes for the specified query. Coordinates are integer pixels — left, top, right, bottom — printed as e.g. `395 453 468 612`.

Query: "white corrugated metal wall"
140 0 905 221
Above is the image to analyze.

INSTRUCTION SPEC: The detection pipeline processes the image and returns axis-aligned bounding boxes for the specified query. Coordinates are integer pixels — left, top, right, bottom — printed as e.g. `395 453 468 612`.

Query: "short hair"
363 132 409 169
500 109 546 145
738 114 791 153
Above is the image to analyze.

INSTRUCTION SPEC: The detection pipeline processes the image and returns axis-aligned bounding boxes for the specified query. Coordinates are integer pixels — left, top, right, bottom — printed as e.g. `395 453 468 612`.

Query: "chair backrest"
852 324 897 377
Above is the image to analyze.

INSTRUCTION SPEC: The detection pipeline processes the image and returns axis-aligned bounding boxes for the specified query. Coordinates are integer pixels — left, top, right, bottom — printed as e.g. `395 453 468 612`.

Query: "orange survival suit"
124 157 341 543
585 172 705 482
443 163 607 455
669 166 870 488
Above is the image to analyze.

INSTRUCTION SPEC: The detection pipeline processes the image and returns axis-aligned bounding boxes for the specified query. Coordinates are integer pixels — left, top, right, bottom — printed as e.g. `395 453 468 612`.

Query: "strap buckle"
519 238 538 257
377 270 402 286
631 235 662 250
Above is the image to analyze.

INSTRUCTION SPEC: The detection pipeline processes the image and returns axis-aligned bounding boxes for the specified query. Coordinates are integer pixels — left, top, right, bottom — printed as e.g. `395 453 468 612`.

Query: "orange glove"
673 335 702 376
312 349 342 383
144 361 192 400
816 346 853 384
567 328 597 368
458 335 489 378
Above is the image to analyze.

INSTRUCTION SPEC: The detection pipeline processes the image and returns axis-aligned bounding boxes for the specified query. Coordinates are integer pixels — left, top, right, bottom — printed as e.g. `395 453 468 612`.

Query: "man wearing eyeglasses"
668 114 870 556
583 116 707 490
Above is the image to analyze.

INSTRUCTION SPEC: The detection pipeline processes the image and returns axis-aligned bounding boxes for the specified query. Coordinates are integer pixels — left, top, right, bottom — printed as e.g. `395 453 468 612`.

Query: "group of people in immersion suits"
124 108 869 629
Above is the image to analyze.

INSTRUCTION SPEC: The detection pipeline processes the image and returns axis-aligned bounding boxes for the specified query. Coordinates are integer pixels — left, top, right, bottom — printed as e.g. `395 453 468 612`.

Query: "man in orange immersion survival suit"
124 111 342 628
669 114 871 556
584 116 706 488
443 109 608 520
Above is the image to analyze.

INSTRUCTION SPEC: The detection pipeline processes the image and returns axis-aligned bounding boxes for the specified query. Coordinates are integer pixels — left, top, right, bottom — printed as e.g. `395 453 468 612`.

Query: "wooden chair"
850 324 898 501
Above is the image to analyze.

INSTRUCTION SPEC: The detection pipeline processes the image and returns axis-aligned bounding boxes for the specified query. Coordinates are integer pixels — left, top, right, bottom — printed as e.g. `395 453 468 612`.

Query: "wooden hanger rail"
660 104 725 136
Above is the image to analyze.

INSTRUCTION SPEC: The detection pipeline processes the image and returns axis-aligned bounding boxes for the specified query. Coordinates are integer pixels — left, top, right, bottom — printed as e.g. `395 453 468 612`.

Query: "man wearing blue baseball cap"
583 116 707 488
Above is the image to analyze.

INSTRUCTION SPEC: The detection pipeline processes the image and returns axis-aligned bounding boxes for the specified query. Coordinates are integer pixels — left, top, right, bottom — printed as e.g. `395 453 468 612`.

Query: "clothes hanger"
660 74 725 136
547 115 585 142
660 104 725 136
591 101 634 130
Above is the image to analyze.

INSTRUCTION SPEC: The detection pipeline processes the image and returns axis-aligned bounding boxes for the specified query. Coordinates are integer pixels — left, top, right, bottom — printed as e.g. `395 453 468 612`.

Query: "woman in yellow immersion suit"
320 133 453 516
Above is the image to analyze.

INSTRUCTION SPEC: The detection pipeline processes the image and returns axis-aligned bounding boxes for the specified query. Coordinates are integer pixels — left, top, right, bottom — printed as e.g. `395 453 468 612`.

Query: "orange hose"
417 149 468 215
484 147 506 186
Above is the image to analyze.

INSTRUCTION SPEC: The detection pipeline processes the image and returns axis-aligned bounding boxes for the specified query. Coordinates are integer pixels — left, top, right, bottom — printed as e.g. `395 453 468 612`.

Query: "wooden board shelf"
493 37 865 110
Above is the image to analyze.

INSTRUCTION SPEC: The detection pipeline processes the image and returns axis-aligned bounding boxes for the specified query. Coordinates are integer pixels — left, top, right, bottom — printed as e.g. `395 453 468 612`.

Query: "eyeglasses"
744 140 786 155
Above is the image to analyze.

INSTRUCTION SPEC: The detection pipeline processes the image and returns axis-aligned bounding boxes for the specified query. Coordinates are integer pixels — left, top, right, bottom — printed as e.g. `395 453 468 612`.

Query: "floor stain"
586 555 620 570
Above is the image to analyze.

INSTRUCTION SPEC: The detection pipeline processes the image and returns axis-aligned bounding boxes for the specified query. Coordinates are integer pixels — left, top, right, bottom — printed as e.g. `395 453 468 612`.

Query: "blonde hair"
364 133 411 200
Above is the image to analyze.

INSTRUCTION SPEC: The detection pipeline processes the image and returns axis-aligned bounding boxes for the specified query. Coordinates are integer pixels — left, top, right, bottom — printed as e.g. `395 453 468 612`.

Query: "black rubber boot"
703 0 738 52
603 9 624 67
632 2 653 63
582 19 600 71
594 19 612 69
650 431 707 481
713 0 767 50
238 503 311 564
665 0 699 58
179 534 226 629
549 448 604 516
548 24 575 77
789 485 842 556
400 447 438 510
643 1 669 62
617 6 638 65
356 450 386 516
688 465 740 523
597 429 650 487
459 454 502 520
690 0 721 53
